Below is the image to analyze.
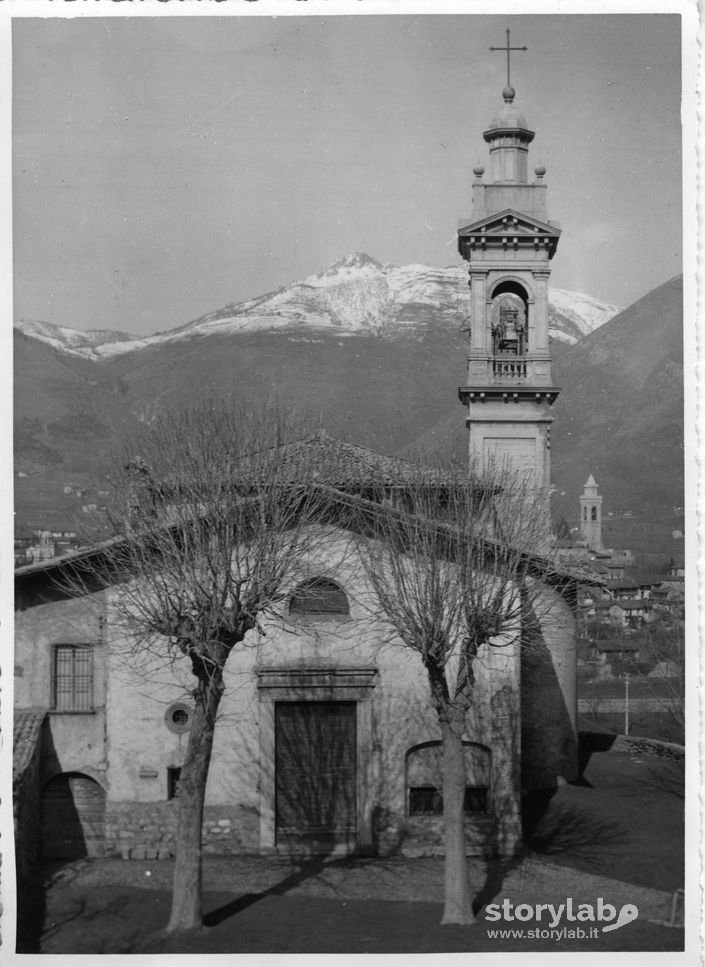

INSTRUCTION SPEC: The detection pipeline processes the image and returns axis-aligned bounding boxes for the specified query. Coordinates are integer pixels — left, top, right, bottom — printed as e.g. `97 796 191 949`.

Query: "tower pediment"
458 209 560 260
458 209 561 239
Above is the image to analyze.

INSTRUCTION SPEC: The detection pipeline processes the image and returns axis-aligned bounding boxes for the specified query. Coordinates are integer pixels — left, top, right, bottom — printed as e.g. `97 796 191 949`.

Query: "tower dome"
484 85 532 136
483 88 534 183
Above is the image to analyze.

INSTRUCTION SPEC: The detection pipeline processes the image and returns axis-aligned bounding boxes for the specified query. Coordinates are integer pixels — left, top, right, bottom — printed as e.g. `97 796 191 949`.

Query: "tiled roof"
605 578 638 590
272 430 450 487
594 640 640 652
13 708 47 782
610 598 651 611
586 561 611 576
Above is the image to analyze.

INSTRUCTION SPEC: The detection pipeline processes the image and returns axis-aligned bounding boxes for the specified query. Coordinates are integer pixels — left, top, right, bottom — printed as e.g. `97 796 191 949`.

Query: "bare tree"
68 401 329 933
625 619 685 741
352 458 555 925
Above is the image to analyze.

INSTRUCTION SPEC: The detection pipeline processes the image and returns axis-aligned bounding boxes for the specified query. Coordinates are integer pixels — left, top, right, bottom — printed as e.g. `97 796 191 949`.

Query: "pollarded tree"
69 401 331 933
353 458 556 925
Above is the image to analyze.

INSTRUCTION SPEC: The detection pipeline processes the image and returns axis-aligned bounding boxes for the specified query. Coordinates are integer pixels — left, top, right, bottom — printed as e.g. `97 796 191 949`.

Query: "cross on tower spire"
489 28 527 89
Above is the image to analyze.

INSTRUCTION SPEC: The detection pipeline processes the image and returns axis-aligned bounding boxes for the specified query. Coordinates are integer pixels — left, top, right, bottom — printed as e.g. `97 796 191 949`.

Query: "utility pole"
624 672 630 735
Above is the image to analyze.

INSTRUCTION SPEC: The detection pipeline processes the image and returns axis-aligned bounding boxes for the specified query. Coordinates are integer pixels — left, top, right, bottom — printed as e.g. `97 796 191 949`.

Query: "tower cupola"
483 85 535 184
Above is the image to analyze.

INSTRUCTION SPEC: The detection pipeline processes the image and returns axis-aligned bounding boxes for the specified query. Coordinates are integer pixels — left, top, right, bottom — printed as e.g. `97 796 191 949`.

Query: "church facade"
14 63 585 867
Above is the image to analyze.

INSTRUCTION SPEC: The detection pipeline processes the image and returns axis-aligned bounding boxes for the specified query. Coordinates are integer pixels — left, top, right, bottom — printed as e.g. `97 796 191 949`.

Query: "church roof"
15 432 603 599
272 430 449 488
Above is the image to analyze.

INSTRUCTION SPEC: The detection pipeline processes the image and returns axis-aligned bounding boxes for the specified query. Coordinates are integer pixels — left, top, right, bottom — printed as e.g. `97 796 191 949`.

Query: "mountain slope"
550 275 684 508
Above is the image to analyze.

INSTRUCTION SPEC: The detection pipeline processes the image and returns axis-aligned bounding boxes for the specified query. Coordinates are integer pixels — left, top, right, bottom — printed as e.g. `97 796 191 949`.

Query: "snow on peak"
330 252 384 272
303 252 386 288
549 287 622 337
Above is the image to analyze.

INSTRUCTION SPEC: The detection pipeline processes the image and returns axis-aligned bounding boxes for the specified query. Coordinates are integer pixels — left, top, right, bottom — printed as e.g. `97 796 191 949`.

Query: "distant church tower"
458 31 561 494
580 473 604 551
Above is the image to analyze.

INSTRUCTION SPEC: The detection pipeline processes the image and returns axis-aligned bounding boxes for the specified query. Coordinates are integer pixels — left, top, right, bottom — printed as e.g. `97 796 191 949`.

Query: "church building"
14 47 589 871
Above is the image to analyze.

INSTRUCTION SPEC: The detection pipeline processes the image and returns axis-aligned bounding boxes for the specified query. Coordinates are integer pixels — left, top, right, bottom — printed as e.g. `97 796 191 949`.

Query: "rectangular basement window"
408 785 489 816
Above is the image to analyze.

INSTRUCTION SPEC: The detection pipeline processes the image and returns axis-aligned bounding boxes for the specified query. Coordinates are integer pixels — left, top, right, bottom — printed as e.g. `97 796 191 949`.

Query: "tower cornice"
458 386 561 406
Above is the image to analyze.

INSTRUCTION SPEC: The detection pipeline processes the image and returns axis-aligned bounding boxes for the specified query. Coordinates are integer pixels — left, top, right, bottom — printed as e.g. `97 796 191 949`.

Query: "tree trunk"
166 666 224 933
440 708 475 925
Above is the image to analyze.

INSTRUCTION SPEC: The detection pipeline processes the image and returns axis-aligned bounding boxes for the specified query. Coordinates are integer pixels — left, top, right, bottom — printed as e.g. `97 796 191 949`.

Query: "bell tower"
580 474 604 551
458 31 561 493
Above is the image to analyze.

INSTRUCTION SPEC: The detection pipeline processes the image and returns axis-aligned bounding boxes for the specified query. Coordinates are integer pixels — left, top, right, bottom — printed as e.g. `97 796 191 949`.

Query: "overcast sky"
12 13 683 336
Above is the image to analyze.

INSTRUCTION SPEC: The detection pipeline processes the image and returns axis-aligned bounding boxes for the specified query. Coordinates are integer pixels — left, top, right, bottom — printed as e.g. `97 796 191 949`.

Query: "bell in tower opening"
492 296 526 357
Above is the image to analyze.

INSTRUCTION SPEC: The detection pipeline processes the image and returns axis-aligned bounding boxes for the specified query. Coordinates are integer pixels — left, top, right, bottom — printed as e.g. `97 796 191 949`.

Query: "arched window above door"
289 577 350 619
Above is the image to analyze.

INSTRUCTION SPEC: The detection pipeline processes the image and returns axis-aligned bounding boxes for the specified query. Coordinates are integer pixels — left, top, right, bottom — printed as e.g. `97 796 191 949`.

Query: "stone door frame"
256 667 378 852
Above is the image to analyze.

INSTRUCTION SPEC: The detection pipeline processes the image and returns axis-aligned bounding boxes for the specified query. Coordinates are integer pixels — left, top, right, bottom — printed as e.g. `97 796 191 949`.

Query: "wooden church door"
275 701 357 848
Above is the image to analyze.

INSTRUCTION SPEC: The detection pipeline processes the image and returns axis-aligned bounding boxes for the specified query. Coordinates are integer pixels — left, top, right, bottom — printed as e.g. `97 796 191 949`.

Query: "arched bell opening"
489 280 529 358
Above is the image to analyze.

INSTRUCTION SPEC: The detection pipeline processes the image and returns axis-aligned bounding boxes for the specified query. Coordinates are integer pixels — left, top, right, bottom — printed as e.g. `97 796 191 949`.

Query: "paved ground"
18 741 687 955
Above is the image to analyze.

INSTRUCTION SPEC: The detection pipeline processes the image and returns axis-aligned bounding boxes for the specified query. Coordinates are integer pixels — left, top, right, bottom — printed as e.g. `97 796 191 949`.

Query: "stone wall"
105 802 260 859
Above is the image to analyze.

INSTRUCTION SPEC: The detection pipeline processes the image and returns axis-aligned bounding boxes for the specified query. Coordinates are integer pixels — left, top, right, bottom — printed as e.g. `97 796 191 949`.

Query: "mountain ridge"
13 266 683 568
15 253 622 361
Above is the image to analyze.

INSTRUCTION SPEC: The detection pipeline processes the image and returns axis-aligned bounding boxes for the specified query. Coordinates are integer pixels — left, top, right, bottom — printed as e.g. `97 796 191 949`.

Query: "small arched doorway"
41 772 105 860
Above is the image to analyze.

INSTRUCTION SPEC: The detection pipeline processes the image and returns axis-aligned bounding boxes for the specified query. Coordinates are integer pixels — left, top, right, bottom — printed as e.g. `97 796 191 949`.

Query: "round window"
165 702 192 734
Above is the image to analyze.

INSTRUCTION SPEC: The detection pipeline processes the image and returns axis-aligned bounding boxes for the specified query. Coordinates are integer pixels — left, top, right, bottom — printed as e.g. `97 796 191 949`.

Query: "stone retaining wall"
612 734 685 761
105 801 260 859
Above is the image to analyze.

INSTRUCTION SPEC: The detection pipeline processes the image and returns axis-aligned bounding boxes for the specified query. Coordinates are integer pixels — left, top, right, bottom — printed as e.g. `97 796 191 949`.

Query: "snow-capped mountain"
15 319 135 356
15 253 622 360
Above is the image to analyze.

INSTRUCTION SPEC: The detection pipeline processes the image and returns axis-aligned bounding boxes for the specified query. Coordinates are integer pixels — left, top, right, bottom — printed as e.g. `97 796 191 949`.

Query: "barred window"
51 644 94 712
